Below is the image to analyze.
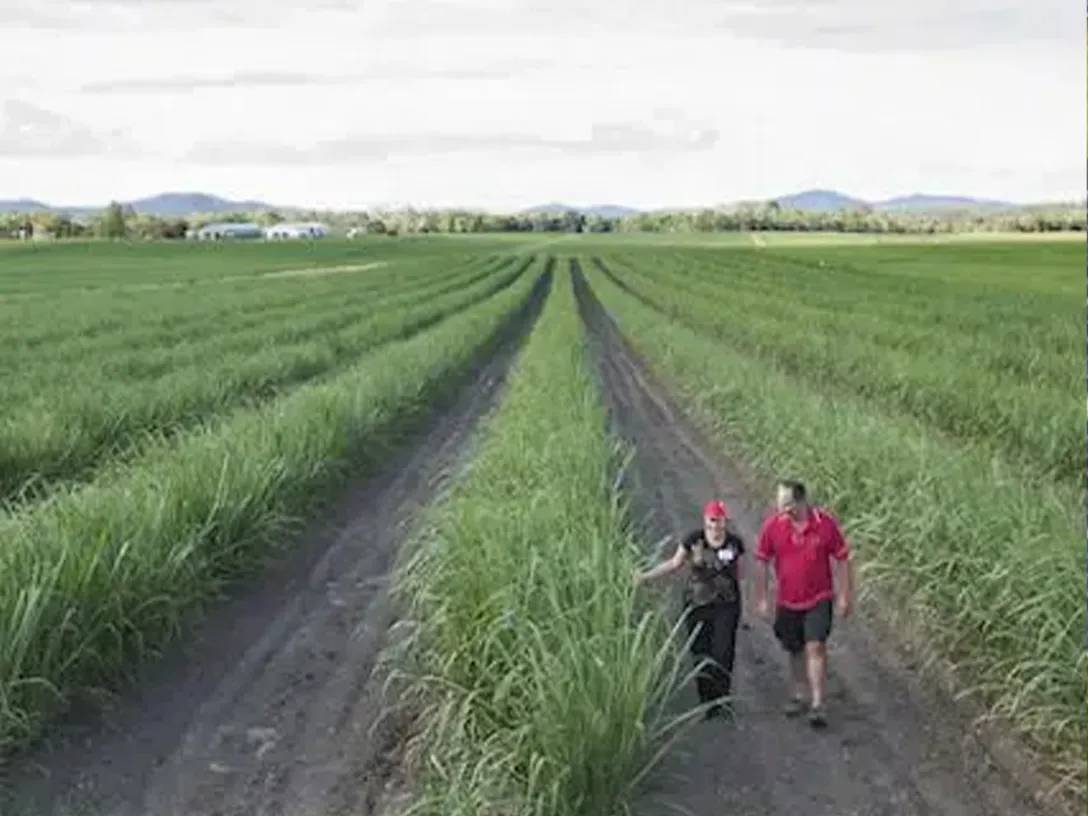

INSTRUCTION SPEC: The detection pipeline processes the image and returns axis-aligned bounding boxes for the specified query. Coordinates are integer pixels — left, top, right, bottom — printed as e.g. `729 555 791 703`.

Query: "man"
754 480 853 728
635 500 744 720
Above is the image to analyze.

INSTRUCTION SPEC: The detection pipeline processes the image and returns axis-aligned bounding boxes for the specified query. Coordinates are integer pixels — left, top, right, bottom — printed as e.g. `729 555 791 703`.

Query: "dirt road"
2 272 550 816
572 262 1051 816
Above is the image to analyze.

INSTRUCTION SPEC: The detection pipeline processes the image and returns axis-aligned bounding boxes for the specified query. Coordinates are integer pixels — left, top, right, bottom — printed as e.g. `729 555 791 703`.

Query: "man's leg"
803 600 834 727
805 641 827 709
790 651 808 701
773 607 807 714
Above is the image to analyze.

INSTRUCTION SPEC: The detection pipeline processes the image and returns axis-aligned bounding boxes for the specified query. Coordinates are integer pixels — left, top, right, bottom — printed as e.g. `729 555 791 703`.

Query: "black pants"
684 600 740 703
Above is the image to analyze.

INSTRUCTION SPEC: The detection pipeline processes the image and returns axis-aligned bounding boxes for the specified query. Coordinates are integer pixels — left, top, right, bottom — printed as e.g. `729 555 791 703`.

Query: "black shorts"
773 599 833 653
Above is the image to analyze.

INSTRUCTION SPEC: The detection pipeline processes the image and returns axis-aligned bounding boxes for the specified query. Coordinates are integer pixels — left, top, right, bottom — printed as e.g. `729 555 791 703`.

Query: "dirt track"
2 271 550 816
572 263 1053 816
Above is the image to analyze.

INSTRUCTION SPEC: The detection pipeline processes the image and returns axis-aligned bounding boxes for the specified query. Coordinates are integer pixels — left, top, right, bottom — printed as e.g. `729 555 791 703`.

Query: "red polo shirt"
755 507 850 610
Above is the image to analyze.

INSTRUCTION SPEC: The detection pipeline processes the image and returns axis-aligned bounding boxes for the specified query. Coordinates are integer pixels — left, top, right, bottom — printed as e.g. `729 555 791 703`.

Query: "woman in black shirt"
635 499 744 720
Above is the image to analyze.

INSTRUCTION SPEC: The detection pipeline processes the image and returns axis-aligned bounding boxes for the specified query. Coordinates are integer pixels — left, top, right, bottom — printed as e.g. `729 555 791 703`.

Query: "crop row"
390 265 682 815
0 258 547 755
596 255 1079 484
0 252 491 360
582 263 1084 778
1 255 509 398
0 257 531 507
614 248 1074 390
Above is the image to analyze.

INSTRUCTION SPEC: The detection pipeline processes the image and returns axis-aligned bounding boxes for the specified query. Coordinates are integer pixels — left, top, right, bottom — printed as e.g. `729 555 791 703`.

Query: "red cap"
703 500 729 519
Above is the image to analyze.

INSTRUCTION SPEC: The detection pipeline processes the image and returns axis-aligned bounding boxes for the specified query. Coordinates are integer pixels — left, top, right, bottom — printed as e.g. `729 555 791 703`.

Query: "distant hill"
0 198 53 214
586 204 641 218
521 203 642 218
0 190 1032 219
770 189 1017 213
0 192 276 217
873 194 1015 212
772 189 869 212
125 192 275 216
521 202 577 214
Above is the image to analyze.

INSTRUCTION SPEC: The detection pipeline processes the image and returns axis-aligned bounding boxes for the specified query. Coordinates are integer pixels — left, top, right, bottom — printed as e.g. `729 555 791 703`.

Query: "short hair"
777 479 806 503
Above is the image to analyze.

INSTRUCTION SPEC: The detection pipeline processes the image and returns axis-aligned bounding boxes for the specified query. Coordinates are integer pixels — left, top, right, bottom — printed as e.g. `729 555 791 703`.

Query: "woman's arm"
635 540 687 585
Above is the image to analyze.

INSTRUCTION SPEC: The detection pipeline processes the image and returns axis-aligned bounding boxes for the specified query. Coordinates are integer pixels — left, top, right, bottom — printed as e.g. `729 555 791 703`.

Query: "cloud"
184 112 719 165
12 0 1074 47
712 0 1072 50
3 3 86 30
0 101 139 157
5 0 312 31
80 60 551 94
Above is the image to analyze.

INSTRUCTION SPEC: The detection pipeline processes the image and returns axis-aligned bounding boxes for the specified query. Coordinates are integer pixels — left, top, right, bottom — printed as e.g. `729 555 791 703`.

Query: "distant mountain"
521 202 578 214
585 204 641 218
0 190 1030 219
0 198 53 214
770 189 1018 213
873 194 1015 212
772 189 869 212
521 202 642 218
125 192 275 216
0 192 276 217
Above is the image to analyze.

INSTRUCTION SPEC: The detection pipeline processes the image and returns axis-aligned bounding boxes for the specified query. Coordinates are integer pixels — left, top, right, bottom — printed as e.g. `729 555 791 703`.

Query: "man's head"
703 499 729 534
776 480 808 520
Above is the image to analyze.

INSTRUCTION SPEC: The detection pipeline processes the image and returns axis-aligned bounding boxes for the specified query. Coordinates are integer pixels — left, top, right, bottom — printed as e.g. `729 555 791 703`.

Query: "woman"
635 500 745 720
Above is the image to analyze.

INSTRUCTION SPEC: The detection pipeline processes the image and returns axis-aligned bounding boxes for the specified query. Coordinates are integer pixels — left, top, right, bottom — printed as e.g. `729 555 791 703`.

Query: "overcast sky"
0 0 1082 210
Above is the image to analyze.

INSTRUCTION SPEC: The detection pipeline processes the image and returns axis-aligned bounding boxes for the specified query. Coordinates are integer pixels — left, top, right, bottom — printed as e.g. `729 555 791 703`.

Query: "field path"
3 276 550 816
572 263 1053 816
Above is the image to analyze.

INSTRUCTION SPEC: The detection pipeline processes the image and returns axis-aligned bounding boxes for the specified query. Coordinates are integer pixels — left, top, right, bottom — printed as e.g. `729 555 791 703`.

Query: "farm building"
194 222 264 240
265 222 328 239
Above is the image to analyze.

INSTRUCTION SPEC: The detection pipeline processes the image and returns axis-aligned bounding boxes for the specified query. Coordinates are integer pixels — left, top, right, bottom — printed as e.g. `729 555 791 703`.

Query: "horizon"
2 1 1083 210
3 187 1080 216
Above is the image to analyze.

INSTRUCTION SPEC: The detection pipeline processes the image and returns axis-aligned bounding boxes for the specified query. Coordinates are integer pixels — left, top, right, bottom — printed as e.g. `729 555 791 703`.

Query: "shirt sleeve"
680 530 701 551
755 518 775 561
824 514 851 560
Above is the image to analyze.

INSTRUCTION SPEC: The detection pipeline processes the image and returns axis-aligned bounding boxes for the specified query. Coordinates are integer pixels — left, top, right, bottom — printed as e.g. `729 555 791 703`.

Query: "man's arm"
835 557 854 617
752 522 774 617
753 559 768 607
828 515 854 616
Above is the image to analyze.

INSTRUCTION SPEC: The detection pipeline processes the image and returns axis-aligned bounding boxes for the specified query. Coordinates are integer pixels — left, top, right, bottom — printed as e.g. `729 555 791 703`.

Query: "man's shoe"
783 696 806 717
808 704 828 729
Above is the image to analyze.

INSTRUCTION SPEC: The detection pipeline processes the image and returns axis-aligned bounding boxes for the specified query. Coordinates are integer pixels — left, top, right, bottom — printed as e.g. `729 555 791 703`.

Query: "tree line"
3 199 1084 240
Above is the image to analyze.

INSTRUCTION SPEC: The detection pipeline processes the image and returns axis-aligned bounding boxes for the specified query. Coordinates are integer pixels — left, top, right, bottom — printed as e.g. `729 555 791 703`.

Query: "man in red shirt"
754 479 854 728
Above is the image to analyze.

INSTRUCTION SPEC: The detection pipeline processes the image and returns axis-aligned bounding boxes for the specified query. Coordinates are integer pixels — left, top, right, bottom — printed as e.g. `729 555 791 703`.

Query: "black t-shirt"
681 528 745 604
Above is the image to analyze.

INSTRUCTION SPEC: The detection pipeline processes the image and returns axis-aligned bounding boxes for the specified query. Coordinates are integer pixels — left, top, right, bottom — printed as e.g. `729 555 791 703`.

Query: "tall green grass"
584 263 1085 785
0 257 529 506
0 252 493 366
602 246 1075 376
0 261 544 757
597 253 1080 484
0 237 520 294
388 265 687 816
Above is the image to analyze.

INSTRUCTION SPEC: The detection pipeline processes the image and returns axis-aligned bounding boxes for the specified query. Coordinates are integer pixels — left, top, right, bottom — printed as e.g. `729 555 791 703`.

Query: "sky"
0 0 1083 211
